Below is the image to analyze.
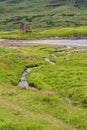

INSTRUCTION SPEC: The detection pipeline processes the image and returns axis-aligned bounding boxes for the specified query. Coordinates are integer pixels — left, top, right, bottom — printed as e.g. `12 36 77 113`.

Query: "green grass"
0 26 87 39
0 45 87 129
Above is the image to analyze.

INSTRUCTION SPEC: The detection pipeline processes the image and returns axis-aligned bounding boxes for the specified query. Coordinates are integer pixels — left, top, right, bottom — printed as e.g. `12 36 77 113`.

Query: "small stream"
18 46 87 89
18 68 32 89
45 58 55 65
18 68 38 91
51 52 57 58
18 56 56 89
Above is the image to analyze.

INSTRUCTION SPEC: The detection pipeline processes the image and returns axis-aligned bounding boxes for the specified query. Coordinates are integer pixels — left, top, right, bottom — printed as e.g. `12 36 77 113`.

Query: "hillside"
0 0 87 30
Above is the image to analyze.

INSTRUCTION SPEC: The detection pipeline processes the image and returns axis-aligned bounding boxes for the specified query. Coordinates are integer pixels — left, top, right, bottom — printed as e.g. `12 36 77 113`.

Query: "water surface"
27 39 87 47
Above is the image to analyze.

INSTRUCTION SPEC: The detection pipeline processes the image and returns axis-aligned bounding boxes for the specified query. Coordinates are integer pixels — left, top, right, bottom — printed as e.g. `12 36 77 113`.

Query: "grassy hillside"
0 45 87 129
0 0 87 30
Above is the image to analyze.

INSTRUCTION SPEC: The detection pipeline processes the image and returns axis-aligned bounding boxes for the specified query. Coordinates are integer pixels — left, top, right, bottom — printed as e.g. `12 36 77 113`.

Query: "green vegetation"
0 26 87 39
0 45 87 129
0 0 87 129
0 0 87 30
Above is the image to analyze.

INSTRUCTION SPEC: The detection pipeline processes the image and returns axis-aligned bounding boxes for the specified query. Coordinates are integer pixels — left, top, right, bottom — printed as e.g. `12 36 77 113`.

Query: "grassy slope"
0 0 87 30
0 45 87 130
0 26 87 39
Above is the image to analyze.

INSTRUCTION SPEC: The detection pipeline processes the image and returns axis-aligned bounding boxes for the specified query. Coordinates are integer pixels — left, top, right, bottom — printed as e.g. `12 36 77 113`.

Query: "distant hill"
0 0 87 30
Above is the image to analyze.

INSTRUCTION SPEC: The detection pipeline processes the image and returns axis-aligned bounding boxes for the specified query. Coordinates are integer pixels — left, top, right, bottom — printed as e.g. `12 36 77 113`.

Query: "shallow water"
27 39 87 47
45 58 55 65
18 68 32 89
2 39 87 47
51 52 57 58
18 57 55 89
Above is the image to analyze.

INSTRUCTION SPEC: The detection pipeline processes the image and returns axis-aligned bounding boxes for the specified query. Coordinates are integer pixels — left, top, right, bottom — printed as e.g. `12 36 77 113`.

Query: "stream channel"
18 55 55 90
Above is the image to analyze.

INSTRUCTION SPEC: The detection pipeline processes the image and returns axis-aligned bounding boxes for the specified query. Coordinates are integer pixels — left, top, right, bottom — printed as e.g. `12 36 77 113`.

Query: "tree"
19 22 25 33
19 22 31 33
